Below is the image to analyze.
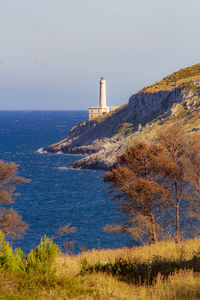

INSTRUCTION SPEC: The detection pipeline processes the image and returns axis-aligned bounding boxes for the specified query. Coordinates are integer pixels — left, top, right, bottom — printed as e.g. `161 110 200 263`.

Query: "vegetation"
1 235 200 299
104 124 200 245
140 63 200 94
0 160 30 239
104 142 173 244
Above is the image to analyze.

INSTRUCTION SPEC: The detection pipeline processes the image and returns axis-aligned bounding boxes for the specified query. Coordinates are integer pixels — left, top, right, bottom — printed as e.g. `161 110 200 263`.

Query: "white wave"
36 148 86 156
57 166 68 170
57 166 81 171
37 148 47 154
56 150 64 154
55 151 86 156
57 166 92 171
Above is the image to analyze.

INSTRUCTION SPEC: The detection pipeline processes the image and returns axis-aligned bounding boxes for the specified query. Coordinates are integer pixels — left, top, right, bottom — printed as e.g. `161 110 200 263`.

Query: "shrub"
80 258 138 283
0 232 60 274
26 235 59 274
0 230 25 271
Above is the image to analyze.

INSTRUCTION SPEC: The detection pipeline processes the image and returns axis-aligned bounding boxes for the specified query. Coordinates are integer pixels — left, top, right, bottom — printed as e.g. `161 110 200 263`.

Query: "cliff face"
44 64 200 170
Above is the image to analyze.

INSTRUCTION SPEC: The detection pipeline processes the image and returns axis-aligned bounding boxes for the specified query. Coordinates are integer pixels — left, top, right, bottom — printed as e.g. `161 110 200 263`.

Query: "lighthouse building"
89 77 110 120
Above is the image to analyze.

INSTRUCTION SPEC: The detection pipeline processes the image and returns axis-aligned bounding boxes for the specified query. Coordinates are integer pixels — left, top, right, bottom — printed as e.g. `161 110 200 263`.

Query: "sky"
0 0 200 110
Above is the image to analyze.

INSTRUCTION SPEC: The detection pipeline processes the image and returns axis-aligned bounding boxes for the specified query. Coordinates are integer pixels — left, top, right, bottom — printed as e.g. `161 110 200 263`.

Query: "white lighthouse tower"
99 76 107 108
89 76 109 120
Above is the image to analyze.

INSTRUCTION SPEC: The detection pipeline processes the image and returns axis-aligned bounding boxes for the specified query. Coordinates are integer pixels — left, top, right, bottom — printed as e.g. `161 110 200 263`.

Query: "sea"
0 110 127 254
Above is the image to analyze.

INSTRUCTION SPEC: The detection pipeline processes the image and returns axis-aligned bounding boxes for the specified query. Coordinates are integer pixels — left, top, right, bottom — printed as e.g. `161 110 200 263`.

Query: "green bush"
26 235 59 274
80 256 89 275
0 232 59 274
0 230 25 271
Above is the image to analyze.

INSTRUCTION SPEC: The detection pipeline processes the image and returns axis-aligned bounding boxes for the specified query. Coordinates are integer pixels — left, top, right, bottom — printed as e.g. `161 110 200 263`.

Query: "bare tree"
184 134 200 193
104 142 175 245
0 160 30 238
181 134 200 236
105 124 200 245
155 124 188 243
155 124 200 242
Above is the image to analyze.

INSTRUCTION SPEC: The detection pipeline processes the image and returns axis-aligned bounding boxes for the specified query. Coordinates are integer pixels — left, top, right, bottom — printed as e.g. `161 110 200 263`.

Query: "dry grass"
82 270 200 299
54 237 200 277
1 269 200 299
141 63 200 94
151 270 200 300
52 238 200 299
1 238 200 299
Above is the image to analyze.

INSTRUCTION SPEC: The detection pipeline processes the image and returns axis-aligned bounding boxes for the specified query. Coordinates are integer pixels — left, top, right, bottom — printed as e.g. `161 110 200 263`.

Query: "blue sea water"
0 110 127 253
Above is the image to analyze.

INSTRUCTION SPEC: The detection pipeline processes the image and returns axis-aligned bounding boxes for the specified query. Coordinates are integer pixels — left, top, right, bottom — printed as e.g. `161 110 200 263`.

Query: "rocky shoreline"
43 64 200 170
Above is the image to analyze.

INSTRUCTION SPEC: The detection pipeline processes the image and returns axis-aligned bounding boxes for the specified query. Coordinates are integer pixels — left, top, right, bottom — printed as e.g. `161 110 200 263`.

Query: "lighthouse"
99 76 106 108
89 76 110 120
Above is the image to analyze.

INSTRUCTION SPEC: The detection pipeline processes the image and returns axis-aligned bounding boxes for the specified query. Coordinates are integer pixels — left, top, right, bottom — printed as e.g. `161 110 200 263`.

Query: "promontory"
43 63 200 170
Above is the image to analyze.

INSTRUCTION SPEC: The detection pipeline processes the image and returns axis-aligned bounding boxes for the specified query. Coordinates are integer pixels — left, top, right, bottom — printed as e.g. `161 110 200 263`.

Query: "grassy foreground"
1 238 200 299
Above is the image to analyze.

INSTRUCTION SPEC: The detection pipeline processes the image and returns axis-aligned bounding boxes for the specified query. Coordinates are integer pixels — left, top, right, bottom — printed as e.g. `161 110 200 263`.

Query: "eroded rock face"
127 88 195 124
43 86 198 170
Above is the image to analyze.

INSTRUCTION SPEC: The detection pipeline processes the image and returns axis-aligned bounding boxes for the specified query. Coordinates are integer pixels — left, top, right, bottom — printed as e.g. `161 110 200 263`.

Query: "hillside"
44 63 200 170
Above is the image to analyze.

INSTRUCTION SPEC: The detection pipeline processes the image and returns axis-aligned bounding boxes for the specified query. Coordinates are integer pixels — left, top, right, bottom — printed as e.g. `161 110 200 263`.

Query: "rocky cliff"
44 63 200 170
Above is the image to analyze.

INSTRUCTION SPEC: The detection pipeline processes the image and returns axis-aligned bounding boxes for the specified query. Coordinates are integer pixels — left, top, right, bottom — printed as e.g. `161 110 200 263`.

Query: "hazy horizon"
1 0 200 110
